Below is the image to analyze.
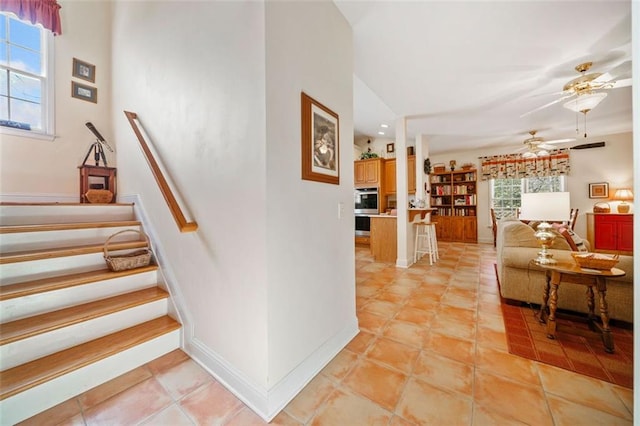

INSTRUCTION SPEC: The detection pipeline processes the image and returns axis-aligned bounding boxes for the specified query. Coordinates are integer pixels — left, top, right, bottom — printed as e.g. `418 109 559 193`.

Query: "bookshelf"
430 169 477 242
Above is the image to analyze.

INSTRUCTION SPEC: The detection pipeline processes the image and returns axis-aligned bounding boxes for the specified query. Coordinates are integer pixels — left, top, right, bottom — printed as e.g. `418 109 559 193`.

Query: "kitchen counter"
370 216 396 262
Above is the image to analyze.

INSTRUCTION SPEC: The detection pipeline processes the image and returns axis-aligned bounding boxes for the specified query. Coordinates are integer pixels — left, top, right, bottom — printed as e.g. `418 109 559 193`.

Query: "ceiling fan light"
522 151 536 159
563 92 607 113
537 149 550 157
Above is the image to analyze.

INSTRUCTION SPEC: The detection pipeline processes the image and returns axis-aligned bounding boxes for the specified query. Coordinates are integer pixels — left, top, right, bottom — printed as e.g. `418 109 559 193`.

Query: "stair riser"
0 271 159 323
0 225 142 253
1 300 169 370
0 329 180 425
0 205 135 226
1 253 114 285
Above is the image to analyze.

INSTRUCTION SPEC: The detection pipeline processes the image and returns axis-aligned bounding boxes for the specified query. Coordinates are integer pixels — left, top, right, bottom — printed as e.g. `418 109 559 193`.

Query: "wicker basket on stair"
103 229 152 271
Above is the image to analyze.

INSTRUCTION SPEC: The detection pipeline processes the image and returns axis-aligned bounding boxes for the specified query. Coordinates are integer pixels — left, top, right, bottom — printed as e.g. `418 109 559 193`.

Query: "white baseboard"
186 317 359 422
0 192 78 203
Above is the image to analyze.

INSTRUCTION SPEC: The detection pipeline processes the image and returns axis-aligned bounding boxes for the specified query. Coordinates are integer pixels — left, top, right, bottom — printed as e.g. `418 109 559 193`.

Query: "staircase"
0 203 181 425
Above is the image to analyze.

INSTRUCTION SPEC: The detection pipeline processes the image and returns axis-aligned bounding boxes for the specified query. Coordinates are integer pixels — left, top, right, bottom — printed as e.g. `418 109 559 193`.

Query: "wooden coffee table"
536 260 625 353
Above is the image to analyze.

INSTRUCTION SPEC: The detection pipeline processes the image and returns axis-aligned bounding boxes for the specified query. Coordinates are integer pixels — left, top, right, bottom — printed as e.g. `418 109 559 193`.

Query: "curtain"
0 0 62 35
479 149 570 181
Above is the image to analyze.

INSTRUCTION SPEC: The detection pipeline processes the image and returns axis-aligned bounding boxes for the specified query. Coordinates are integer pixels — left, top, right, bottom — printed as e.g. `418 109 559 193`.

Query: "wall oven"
355 188 379 236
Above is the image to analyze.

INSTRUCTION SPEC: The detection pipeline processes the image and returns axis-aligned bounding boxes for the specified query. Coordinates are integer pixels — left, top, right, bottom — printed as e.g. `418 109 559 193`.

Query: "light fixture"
519 192 571 264
563 92 608 113
613 188 633 213
380 124 389 128
377 131 385 135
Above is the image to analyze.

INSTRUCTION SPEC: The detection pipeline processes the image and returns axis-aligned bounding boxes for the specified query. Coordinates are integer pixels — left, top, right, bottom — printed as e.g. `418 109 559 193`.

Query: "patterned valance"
0 0 62 35
479 149 570 181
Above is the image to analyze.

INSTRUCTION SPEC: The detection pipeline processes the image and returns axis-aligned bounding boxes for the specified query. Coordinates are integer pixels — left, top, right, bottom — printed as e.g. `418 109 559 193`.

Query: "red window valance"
0 0 62 35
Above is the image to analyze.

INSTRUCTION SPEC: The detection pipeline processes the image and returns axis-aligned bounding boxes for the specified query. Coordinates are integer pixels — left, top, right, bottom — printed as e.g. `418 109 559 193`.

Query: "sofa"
496 219 634 323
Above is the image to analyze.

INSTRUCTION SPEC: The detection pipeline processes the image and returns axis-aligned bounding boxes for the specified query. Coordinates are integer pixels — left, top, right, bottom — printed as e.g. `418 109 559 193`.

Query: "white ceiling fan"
517 130 575 158
520 61 632 117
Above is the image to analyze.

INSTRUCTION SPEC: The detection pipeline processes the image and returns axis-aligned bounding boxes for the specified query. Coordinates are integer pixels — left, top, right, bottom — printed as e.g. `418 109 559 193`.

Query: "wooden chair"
490 208 497 247
568 208 579 231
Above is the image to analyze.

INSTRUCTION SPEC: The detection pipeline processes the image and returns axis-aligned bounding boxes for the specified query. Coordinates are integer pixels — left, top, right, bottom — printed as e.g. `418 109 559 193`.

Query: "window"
0 12 54 137
491 176 565 220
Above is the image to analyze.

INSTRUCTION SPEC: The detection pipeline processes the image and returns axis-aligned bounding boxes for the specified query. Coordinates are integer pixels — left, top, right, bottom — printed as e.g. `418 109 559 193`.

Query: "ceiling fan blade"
538 143 556 150
610 78 632 89
543 138 576 145
519 94 575 118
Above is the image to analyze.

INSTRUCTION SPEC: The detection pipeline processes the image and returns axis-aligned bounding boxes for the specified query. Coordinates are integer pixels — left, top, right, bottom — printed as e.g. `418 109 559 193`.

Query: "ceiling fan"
517 130 575 158
520 61 632 117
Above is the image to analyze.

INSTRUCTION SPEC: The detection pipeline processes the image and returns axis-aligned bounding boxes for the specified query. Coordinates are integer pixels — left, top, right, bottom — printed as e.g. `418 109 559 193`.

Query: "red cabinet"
587 213 633 254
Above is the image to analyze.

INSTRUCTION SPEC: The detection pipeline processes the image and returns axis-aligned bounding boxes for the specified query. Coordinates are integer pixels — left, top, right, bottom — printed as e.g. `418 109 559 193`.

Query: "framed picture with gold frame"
301 92 339 185
71 82 97 103
72 58 96 83
589 182 609 199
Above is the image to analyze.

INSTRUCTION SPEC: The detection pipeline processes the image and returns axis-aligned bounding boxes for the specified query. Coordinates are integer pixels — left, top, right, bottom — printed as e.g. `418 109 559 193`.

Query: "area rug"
495 264 633 388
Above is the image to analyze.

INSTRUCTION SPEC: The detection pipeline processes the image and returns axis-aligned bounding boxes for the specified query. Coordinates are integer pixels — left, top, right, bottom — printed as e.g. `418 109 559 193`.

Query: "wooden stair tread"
0 240 149 265
0 316 180 401
0 265 159 301
0 221 141 234
0 288 169 345
0 202 134 206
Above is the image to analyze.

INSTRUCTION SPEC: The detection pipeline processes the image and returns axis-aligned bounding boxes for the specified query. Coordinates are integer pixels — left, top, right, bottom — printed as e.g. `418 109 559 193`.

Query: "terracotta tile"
475 346 540 386
357 310 389 334
78 366 152 410
343 359 408 411
361 300 403 319
546 394 633 425
537 363 632 420
18 398 81 426
146 348 189 375
58 414 85 426
429 316 476 341
154 358 215 400
611 385 634 415
309 389 392 426
394 306 433 327
404 296 439 311
424 331 476 365
413 350 473 396
139 404 194 425
382 320 428 348
284 374 335 423
226 407 302 425
83 377 173 425
476 325 508 351
472 404 528 425
376 291 409 304
345 330 376 354
179 381 244 425
437 304 477 323
396 378 472 425
366 338 420 374
473 370 553 425
320 349 359 382
389 415 417 426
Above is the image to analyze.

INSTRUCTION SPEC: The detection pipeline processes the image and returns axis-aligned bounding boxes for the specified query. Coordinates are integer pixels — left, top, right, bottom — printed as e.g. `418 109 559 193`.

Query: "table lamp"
613 188 633 213
519 192 571 264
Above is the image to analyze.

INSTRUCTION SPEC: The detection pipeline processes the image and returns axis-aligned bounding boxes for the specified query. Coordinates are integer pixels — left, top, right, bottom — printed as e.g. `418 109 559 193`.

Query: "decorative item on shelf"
593 202 610 213
571 252 619 270
360 150 379 160
103 229 152 272
519 192 571 265
423 158 431 174
461 163 474 170
433 163 445 173
84 189 113 203
613 188 633 213
449 160 457 171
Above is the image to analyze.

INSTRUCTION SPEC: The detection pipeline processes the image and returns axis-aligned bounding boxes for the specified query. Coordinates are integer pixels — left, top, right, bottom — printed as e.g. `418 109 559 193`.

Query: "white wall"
264 1 357 386
428 132 634 243
0 0 112 199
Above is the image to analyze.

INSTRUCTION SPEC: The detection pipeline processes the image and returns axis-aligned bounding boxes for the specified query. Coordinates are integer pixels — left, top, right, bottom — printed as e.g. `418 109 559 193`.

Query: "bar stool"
413 214 438 265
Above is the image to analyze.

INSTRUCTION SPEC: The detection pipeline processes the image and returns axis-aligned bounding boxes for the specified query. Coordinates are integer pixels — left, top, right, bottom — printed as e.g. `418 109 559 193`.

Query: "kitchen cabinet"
354 158 382 187
382 155 416 195
430 169 477 243
586 213 633 255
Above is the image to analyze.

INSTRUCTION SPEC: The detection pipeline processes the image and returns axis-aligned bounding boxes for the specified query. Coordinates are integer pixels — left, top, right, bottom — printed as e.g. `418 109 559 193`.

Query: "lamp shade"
563 92 607 113
613 188 633 201
519 192 571 222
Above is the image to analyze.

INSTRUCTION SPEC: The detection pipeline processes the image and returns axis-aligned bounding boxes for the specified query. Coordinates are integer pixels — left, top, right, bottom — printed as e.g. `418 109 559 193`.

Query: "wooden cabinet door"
408 155 416 194
384 159 396 194
354 161 366 185
433 216 450 241
463 217 477 242
450 217 465 241
364 160 380 184
617 218 633 252
594 216 617 250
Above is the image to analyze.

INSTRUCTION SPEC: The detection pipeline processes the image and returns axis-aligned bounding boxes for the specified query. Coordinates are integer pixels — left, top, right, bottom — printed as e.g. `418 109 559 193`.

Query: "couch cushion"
502 221 571 250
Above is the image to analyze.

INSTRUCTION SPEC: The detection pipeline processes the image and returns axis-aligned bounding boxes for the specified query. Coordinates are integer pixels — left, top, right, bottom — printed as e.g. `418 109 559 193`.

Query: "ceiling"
334 1 633 155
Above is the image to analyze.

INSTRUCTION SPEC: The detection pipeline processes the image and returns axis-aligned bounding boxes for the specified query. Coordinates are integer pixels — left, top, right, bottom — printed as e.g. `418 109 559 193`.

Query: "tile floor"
20 242 634 425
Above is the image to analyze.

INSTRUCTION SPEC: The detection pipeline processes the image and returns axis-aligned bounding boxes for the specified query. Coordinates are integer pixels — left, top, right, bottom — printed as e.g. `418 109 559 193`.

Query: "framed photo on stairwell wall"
301 92 339 185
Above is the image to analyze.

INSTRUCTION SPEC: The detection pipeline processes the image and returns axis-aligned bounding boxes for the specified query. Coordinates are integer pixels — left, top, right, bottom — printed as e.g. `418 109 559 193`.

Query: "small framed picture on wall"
588 182 609 198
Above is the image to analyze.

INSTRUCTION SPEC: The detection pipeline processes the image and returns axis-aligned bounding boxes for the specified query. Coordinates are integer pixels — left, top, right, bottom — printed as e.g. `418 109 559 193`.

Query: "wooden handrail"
124 111 198 233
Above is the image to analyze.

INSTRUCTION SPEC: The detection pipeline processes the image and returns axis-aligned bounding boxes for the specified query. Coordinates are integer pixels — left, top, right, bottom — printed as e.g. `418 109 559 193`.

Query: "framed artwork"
71 81 97 103
72 58 96 83
589 182 609 198
386 143 395 153
301 92 339 185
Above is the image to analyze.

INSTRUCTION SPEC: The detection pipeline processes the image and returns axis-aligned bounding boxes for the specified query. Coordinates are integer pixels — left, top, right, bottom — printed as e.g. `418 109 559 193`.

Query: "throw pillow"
560 228 589 252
